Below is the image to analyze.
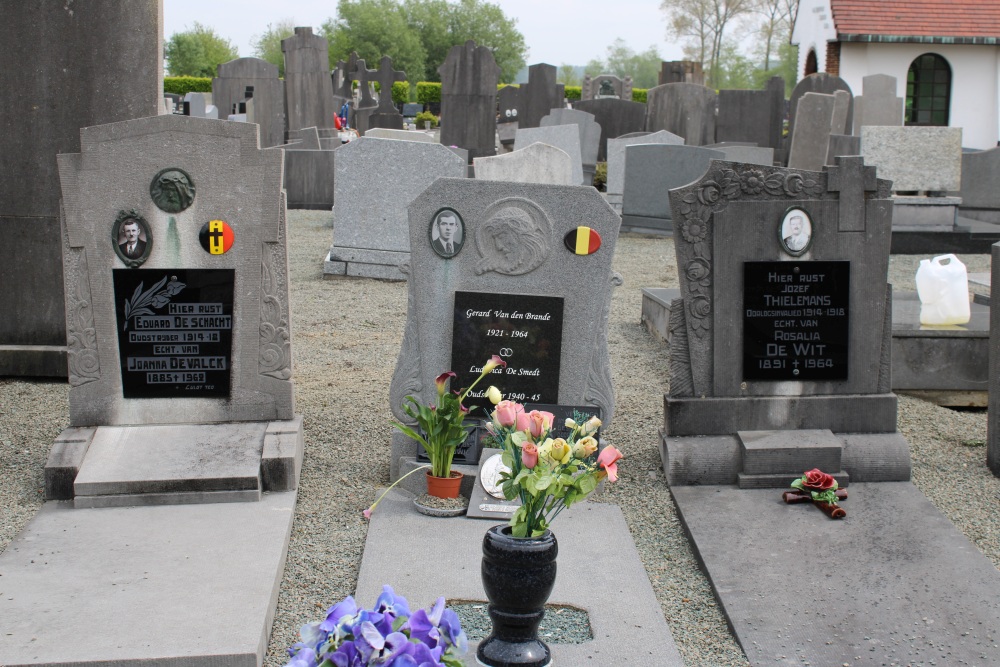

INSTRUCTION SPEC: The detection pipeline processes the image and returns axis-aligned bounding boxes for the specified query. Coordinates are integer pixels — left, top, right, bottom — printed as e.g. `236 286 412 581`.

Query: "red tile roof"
831 0 1000 39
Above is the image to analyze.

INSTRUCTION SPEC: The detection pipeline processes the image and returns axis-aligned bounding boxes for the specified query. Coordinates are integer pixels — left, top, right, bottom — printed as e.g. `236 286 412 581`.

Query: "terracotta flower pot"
425 470 463 498
477 525 558 667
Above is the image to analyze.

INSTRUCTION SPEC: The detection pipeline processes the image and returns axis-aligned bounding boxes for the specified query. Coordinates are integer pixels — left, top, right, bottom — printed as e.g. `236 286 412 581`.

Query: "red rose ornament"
801 468 836 492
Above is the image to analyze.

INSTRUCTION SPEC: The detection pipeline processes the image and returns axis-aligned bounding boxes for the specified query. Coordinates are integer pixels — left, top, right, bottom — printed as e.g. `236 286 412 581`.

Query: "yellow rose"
580 416 602 436
550 438 571 464
486 386 503 405
572 436 598 459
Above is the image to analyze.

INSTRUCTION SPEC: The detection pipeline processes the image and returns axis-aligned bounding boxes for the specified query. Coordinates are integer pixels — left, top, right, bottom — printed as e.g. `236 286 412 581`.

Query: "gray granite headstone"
852 74 904 135
517 63 564 129
787 73 853 155
514 124 584 186
960 147 1000 210
645 82 717 146
707 144 774 166
324 137 467 280
716 77 785 150
788 93 836 172
659 60 704 85
540 108 601 174
364 128 437 143
662 156 910 487
860 126 962 192
213 57 286 148
572 98 647 162
473 142 574 185
389 178 622 481
0 0 162 377
830 90 851 135
606 130 684 201
988 241 1000 476
183 93 217 119
282 27 337 133
439 40 501 162
497 85 523 151
621 145 724 232
826 134 861 166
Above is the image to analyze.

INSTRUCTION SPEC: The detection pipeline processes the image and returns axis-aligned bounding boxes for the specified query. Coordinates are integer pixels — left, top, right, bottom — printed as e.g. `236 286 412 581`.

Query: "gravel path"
0 211 996 667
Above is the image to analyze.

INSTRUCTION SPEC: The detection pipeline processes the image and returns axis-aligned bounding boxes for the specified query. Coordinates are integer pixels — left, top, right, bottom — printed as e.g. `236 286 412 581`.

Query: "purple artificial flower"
403 607 443 650
320 596 358 633
438 608 468 653
328 641 362 667
375 584 411 621
385 640 446 667
284 646 319 667
297 621 326 651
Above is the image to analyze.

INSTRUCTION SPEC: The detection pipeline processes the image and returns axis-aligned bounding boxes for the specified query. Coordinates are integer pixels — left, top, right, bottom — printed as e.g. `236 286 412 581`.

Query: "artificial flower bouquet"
485 392 623 537
782 468 847 519
394 355 506 478
284 586 467 667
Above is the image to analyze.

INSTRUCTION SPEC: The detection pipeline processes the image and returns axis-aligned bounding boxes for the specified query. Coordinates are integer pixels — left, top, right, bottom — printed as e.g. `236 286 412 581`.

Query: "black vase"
477 525 558 667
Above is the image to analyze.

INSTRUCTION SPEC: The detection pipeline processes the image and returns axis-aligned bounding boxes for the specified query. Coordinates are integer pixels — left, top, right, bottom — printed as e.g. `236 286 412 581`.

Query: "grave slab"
356 490 684 666
672 483 1000 667
0 492 296 667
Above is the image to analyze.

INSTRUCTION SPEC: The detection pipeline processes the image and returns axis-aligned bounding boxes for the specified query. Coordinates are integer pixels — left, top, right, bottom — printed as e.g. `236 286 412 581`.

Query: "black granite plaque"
113 269 235 398
451 291 564 413
743 261 849 381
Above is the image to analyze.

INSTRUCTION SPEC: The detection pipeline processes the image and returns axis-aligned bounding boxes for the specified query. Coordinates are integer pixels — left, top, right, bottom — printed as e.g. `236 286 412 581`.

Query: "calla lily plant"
485 391 624 537
394 355 506 478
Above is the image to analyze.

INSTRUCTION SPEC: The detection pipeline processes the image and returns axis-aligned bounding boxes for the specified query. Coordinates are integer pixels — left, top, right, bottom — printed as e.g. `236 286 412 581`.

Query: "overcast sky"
163 0 685 71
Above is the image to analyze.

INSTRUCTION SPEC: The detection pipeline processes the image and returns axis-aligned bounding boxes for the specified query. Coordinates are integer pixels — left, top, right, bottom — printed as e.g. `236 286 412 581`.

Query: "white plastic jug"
915 254 971 325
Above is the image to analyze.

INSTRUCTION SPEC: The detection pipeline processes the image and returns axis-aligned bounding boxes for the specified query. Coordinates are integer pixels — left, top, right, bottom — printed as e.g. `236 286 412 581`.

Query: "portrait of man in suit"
430 208 464 258
113 212 151 267
780 209 812 256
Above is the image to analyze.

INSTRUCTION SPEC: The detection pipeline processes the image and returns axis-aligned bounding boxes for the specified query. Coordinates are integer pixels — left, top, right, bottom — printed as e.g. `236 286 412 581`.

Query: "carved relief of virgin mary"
474 199 552 276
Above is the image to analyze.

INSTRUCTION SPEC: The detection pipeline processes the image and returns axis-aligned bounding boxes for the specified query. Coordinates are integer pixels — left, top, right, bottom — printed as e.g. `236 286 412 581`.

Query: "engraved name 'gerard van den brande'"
113 269 235 398
743 261 850 381
451 291 564 412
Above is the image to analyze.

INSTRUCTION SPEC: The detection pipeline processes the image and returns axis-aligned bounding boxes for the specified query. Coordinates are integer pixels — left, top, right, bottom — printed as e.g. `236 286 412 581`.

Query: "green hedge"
564 86 581 101
631 88 647 103
416 82 442 105
164 76 212 95
372 81 411 104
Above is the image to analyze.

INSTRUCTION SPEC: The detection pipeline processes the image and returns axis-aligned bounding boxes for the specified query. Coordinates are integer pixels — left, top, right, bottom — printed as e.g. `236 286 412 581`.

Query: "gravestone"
0 0 162 377
605 130 685 211
645 82 717 146
788 93 836 171
787 73 853 158
365 127 437 142
572 98 647 161
324 137 467 280
860 126 962 192
852 74 904 135
388 178 622 494
182 92 218 119
621 145 724 233
661 156 910 487
830 90 851 135
716 77 785 150
368 55 407 130
988 241 1000 476
591 74 623 99
706 143 775 166
439 40 501 162
275 128 336 210
497 85 523 152
514 124 584 186
960 147 1000 221
827 134 861 166
349 58 380 134
473 142 575 185
282 27 337 134
213 57 286 148
517 63 564 130
332 51 361 111
540 108 601 184
659 60 704 85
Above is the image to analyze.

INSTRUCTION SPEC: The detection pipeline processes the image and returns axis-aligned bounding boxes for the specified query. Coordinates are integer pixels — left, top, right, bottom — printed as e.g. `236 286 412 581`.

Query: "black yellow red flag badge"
199 220 234 255
564 226 601 255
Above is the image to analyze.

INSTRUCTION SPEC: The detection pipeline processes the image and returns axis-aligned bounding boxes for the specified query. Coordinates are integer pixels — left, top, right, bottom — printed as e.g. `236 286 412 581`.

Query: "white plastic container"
915 254 971 325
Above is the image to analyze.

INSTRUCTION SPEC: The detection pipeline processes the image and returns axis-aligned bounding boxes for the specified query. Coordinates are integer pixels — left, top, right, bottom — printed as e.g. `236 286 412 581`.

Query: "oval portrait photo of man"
779 208 812 257
429 208 465 259
112 211 153 268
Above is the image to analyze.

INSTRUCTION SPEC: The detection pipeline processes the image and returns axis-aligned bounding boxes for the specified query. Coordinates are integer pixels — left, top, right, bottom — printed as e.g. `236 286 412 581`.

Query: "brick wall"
826 41 841 76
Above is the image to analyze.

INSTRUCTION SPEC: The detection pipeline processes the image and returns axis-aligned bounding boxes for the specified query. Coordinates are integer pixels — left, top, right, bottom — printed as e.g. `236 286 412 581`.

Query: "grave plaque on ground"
213 57 286 148
645 82 717 146
282 27 337 133
439 40 501 161
388 178 622 493
659 156 910 487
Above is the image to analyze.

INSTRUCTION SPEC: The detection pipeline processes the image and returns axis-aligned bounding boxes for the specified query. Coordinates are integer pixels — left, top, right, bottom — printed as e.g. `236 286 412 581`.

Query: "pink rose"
801 469 836 492
526 410 555 439
495 400 519 427
596 446 623 483
521 442 538 469
514 406 530 432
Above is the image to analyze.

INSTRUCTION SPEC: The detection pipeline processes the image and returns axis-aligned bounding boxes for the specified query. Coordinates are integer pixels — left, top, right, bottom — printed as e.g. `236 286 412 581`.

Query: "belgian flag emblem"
199 220 234 255
563 226 601 255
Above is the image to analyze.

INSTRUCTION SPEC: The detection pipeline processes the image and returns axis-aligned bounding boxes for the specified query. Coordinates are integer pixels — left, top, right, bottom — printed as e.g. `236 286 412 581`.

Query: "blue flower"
285 646 319 667
375 585 411 620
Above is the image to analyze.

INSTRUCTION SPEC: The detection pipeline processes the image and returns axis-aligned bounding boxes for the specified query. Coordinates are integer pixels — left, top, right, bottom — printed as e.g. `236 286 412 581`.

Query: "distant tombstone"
621 144 724 232
517 64 564 129
706 144 774 166
368 55 407 130
659 60 704 85
860 126 962 192
662 156 910 487
606 130 684 204
402 103 423 118
349 58 379 133
581 75 593 101
716 77 785 150
282 27 337 133
334 52 360 102
852 74 904 135
787 73 853 154
365 128 437 143
474 142 575 185
497 85 523 151
515 124 584 186
645 83 717 146
830 90 851 135
989 240 1000 475
323 137 467 280
623 76 634 102
827 134 861 166
573 98 647 162
960 147 1000 214
439 40 502 162
788 93 836 171
540 108 601 179
0 1 162 377
592 75 623 99
294 126 321 149
213 57 286 148
389 179 622 484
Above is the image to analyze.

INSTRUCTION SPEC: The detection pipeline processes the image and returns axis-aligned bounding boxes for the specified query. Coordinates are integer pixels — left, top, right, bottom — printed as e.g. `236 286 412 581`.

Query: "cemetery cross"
826 155 878 233
375 55 407 114
351 58 379 109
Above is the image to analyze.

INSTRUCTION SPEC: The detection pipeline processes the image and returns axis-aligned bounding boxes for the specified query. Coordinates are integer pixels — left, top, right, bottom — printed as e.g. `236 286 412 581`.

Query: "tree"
558 64 580 87
660 0 757 88
250 19 297 77
713 41 755 89
584 39 662 89
165 22 240 78
322 0 427 84
752 0 796 74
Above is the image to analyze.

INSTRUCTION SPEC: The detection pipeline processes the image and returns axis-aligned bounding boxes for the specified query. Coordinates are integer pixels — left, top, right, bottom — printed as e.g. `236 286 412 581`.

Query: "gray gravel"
1 210 997 667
